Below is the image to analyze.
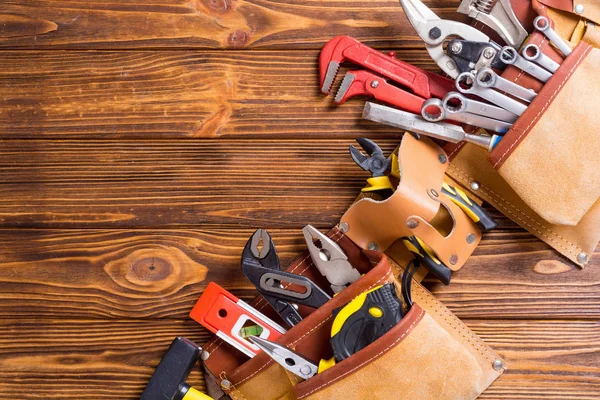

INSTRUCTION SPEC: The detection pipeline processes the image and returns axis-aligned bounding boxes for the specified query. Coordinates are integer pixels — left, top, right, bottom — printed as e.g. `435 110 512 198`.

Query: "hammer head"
140 337 200 400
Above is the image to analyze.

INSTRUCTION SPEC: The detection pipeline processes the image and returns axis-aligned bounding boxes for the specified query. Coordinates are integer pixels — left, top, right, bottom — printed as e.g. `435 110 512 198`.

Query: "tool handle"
365 78 425 115
442 183 498 232
330 284 403 361
347 43 455 99
403 236 451 285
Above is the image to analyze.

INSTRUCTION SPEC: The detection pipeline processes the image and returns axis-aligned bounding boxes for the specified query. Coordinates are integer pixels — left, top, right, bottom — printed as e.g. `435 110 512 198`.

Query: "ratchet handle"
441 183 498 232
403 236 452 285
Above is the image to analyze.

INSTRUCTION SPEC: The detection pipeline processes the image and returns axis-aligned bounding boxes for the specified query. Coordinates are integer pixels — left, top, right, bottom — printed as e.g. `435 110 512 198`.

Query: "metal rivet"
449 254 458 265
430 189 439 197
493 360 503 371
577 252 588 264
339 222 349 233
368 242 378 251
438 154 447 164
450 41 462 54
575 4 584 14
300 365 312 376
200 351 210 361
406 219 419 229
429 27 442 40
370 80 379 88
466 233 476 244
483 47 496 59
221 380 231 390
470 181 481 191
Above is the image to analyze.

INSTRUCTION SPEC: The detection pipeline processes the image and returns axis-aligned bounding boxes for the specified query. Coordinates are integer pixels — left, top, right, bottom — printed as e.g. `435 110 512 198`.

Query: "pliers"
302 225 361 294
241 229 331 327
399 0 493 78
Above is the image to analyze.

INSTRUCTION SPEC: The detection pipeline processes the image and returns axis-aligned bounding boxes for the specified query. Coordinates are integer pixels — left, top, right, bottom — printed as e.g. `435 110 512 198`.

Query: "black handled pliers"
241 229 331 327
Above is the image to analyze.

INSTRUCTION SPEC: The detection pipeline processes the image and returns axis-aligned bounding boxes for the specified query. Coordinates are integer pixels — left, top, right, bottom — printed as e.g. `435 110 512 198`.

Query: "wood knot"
227 30 249 48
533 260 574 275
103 246 207 293
202 0 231 13
129 257 172 282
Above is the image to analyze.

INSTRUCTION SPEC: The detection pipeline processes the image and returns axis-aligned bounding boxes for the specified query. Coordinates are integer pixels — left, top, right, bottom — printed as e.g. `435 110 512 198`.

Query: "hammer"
140 337 213 400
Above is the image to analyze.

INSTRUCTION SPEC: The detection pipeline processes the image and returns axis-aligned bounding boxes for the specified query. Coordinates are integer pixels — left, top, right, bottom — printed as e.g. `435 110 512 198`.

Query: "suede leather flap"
489 42 600 226
340 134 481 271
221 255 505 400
537 0 600 26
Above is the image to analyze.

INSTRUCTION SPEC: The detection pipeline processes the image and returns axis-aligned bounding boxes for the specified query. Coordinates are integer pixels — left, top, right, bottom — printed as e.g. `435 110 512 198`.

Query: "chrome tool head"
349 138 391 177
249 336 318 380
399 0 489 77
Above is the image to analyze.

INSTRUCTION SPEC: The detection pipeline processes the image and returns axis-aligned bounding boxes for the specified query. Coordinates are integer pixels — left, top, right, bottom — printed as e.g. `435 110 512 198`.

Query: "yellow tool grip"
361 176 394 192
182 387 214 400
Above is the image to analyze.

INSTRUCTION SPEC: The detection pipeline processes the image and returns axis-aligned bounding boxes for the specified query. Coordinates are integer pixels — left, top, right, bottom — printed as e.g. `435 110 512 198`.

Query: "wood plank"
0 319 597 399
0 50 442 140
0 0 467 50
0 139 395 228
0 228 597 320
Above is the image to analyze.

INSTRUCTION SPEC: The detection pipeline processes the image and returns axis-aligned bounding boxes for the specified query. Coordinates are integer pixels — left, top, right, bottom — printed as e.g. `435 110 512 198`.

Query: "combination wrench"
500 46 553 82
421 98 513 133
475 68 537 103
456 72 528 116
522 44 560 73
443 92 518 123
534 16 572 57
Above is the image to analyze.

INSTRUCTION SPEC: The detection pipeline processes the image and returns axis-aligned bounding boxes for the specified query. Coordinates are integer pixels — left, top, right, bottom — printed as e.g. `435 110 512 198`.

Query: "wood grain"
0 0 467 50
0 50 445 139
0 228 596 320
0 139 397 228
0 319 597 399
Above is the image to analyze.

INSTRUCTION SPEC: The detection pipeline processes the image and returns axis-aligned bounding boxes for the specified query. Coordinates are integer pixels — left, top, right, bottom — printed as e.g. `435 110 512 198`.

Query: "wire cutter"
399 0 492 78
249 336 319 380
302 225 361 294
241 229 331 327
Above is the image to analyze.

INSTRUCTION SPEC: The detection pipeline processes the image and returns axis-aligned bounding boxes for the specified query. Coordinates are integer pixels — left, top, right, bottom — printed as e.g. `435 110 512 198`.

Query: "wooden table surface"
0 1 598 399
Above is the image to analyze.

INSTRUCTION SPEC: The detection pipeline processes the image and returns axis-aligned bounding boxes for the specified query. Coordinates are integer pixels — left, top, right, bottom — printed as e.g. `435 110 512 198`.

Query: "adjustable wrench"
320 36 455 99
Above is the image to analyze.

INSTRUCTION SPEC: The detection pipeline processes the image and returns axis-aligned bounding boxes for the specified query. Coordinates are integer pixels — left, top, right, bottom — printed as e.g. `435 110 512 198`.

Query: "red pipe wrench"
320 36 455 100
334 70 426 115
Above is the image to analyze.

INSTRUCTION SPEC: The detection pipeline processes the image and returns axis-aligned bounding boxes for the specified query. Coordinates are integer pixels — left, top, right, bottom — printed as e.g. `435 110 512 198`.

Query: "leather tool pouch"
447 1 600 266
340 133 481 272
200 234 505 400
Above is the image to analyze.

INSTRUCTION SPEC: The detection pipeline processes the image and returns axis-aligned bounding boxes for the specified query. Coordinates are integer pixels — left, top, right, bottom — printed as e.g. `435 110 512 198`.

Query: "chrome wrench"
421 98 513 133
499 46 553 82
522 44 560 73
443 92 518 123
456 72 527 116
475 68 537 103
363 101 502 151
534 16 572 57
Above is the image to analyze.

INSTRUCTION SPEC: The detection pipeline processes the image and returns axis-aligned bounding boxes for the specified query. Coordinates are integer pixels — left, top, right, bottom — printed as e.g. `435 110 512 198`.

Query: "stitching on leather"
494 45 592 167
388 259 499 364
448 164 583 255
297 308 425 399
231 358 275 389
233 269 393 387
206 231 344 355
